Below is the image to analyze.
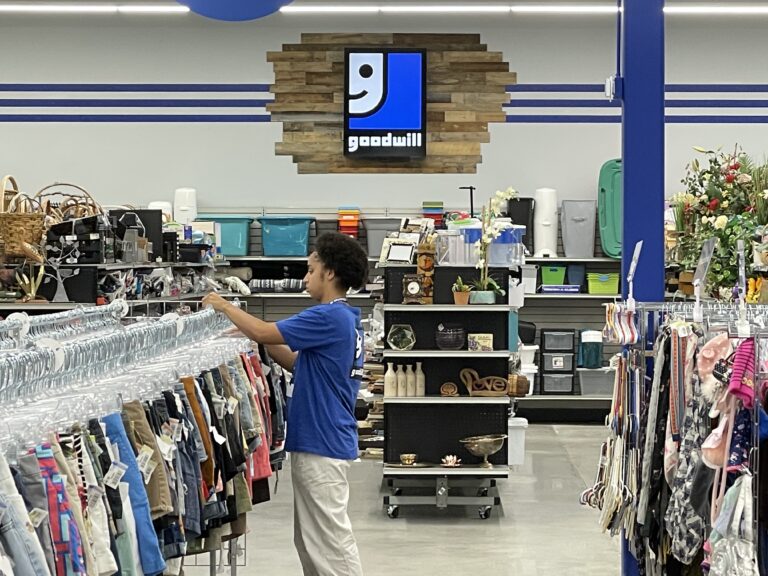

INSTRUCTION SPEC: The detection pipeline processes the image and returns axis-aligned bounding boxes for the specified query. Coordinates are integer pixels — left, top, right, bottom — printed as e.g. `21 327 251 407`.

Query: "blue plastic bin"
257 216 315 257
196 214 254 257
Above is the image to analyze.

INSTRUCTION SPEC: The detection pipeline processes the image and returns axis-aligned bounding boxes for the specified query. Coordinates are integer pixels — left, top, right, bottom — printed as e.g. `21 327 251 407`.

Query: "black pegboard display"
384 266 510 305
384 356 508 396
384 402 509 465
385 311 507 350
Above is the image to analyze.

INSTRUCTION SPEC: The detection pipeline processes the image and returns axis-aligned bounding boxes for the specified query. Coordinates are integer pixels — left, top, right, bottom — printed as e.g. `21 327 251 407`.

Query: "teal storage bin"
196 214 254 257
257 216 315 257
598 159 623 259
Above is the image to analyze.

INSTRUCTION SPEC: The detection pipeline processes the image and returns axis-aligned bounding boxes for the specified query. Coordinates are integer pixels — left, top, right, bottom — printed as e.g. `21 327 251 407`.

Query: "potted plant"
452 276 472 305
470 187 518 304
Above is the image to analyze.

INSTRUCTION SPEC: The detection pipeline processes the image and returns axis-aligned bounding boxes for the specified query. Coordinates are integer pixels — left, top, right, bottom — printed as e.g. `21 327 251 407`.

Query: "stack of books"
338 206 360 238
422 201 445 228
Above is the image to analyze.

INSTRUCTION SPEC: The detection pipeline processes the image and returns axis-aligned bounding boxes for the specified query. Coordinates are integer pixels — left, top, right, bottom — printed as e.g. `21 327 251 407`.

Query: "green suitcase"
598 159 622 259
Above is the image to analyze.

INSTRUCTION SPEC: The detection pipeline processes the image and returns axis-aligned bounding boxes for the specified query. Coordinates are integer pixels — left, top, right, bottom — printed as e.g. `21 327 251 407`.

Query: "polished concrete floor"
185 425 620 576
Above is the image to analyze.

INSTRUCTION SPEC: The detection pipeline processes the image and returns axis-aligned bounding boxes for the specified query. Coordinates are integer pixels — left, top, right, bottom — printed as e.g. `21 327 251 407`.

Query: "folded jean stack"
0 348 289 576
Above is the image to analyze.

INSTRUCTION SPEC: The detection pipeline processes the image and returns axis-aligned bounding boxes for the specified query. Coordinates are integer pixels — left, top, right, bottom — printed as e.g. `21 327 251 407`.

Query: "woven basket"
35 182 103 225
1 175 20 212
0 193 46 258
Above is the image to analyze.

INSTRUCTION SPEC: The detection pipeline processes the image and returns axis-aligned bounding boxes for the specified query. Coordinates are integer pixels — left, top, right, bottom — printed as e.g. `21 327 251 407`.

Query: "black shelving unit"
381 266 511 520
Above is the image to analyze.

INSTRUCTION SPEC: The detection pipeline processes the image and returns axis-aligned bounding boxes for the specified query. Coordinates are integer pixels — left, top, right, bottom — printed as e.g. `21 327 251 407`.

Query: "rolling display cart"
381 265 513 519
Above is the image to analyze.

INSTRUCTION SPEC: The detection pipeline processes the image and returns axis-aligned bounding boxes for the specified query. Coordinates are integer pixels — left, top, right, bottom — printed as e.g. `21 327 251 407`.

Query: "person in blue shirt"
203 232 367 576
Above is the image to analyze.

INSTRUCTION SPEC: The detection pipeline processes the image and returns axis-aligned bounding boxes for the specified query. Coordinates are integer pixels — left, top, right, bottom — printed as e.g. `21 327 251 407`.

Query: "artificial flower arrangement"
473 187 518 296
669 146 768 301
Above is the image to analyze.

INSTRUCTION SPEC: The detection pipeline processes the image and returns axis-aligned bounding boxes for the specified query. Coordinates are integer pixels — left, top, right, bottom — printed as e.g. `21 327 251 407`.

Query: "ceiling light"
280 5 379 12
664 5 768 14
0 4 117 12
511 5 618 13
117 5 190 13
380 5 511 13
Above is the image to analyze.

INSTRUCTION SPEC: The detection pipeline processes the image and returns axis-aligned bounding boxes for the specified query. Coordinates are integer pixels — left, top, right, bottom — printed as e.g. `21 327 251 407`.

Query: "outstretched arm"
202 293 285 345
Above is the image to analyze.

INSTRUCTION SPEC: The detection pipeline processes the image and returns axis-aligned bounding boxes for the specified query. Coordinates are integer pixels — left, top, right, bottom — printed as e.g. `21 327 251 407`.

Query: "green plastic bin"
541 266 566 285
598 159 622 259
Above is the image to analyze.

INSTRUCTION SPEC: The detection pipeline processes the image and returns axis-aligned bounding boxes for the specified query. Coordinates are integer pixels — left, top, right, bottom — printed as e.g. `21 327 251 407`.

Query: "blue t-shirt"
276 301 364 461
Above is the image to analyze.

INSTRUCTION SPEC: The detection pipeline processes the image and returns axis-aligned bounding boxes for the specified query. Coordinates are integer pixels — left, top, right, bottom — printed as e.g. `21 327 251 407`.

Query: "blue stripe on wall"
505 99 768 109
505 115 768 124
505 83 768 93
0 98 273 108
0 114 272 122
0 83 271 93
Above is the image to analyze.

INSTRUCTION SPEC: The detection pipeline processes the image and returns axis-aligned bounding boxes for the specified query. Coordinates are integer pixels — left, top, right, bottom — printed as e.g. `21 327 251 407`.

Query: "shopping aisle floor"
185 425 619 576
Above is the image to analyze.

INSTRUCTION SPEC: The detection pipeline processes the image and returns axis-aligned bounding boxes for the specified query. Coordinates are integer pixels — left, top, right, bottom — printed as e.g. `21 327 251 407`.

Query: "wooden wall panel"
268 33 515 174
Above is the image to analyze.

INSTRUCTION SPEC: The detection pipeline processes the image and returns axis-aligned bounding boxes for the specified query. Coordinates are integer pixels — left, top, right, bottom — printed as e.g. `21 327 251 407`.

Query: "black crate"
384 265 510 305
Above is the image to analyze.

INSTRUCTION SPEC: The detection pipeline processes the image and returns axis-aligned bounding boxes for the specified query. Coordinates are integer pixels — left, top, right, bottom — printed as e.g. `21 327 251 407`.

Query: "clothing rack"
592 300 768 575
0 304 255 576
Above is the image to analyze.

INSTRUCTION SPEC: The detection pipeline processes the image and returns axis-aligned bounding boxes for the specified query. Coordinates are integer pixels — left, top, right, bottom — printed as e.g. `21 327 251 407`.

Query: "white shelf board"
518 395 612 404
382 350 510 358
384 396 510 405
525 294 619 300
0 302 79 311
382 304 511 312
524 257 620 264
576 367 615 372
383 464 509 477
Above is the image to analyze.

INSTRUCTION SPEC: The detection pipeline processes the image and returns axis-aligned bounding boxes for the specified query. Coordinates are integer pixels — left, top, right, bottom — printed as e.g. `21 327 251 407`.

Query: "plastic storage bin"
543 352 574 372
580 331 604 369
521 364 538 395
561 200 596 258
364 217 402 258
541 374 575 395
579 369 616 396
567 264 586 288
521 265 538 294
257 216 315 257
541 330 576 351
541 266 566 285
599 159 623 259
507 417 529 466
519 344 539 365
587 273 620 295
196 214 253 257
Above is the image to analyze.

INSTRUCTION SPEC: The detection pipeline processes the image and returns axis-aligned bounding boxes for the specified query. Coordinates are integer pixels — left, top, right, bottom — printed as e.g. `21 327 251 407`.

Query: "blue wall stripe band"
0 83 271 93
505 84 768 93
0 98 273 108
505 115 768 123
505 99 768 108
0 114 272 122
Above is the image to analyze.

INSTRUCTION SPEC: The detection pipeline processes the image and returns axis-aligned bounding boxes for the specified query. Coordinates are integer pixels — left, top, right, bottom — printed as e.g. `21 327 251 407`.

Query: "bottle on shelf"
384 362 397 397
396 364 407 397
406 364 416 397
415 362 426 397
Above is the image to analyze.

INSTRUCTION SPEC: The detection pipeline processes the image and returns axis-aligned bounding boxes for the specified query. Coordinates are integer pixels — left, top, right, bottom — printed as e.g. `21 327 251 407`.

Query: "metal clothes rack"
626 301 766 572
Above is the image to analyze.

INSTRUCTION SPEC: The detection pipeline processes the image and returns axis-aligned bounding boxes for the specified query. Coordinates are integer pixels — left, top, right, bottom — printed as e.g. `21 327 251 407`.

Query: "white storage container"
521 264 538 294
579 369 616 397
508 417 529 467
519 344 539 365
520 364 537 396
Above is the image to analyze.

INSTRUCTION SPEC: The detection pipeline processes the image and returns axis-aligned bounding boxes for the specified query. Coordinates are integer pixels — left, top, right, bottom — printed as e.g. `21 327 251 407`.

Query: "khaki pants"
291 452 363 576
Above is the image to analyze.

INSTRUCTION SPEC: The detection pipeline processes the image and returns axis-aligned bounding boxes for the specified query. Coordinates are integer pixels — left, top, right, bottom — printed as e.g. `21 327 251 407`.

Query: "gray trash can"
364 217 403 258
561 200 596 258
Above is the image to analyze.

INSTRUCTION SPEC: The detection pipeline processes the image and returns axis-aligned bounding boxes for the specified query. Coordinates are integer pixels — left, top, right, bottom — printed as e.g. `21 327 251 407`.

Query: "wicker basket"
1 175 20 212
35 182 103 225
0 193 46 258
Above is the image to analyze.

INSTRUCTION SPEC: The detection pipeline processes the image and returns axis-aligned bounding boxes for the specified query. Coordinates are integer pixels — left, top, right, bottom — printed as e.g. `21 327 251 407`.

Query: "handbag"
713 352 735 386
0 191 46 258
710 474 759 576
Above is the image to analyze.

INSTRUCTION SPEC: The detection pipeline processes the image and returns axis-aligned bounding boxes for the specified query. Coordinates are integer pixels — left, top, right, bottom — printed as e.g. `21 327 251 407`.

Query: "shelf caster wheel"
477 488 489 497
478 506 492 520
387 505 400 519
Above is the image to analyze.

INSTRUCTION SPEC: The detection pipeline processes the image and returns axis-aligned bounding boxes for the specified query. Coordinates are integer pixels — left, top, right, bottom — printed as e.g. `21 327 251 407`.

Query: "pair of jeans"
103 411 167 576
0 491 52 576
16 452 56 574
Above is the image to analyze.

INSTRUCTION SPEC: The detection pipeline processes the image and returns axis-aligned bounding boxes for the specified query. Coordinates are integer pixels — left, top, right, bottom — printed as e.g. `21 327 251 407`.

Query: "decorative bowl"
399 453 418 465
387 324 416 351
459 434 508 468
435 323 466 350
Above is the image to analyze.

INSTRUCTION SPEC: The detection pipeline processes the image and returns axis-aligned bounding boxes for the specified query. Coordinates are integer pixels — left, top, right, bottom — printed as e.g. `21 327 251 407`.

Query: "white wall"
0 13 766 211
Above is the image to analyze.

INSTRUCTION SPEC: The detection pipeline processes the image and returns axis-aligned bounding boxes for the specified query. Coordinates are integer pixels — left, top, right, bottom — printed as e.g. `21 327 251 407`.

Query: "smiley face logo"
347 52 386 117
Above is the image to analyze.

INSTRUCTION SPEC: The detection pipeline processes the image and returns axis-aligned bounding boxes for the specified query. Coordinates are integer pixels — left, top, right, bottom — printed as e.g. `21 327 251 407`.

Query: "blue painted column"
620 0 665 303
619 2 664 575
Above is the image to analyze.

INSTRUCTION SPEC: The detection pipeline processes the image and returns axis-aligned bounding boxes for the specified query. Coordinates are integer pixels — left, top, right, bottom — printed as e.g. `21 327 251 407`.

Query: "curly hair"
315 232 369 290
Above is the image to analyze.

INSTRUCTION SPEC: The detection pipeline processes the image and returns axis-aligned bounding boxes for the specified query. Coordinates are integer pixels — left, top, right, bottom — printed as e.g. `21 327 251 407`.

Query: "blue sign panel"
177 0 293 21
344 49 427 159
